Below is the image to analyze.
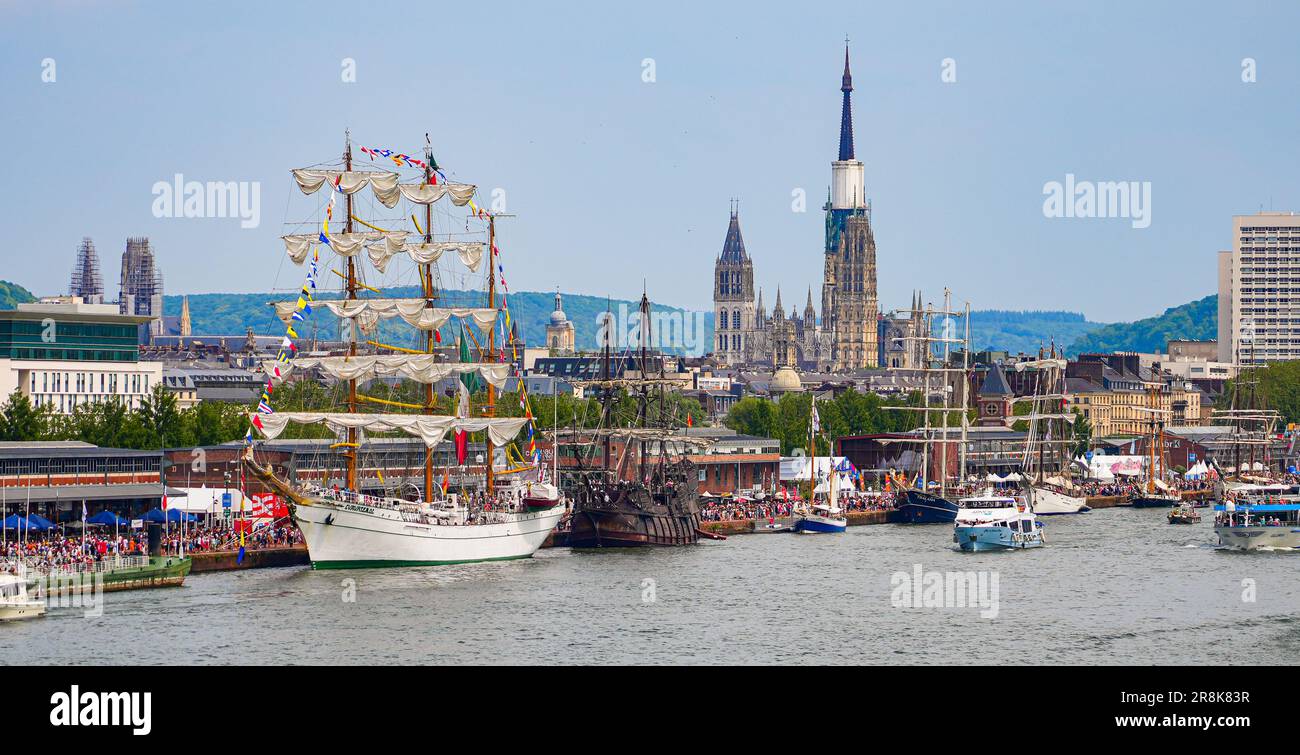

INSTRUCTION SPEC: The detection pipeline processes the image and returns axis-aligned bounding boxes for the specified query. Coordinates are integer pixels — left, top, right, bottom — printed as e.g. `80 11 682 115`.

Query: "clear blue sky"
2 0 1297 321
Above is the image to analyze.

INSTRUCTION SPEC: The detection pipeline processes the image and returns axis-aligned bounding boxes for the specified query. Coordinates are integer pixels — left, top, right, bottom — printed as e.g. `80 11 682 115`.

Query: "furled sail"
281 232 483 273
250 412 527 448
290 168 475 208
272 300 497 334
267 355 511 388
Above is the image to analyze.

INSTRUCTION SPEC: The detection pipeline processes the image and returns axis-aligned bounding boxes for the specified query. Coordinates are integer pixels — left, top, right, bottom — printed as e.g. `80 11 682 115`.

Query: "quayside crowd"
694 477 1224 523
1 524 304 572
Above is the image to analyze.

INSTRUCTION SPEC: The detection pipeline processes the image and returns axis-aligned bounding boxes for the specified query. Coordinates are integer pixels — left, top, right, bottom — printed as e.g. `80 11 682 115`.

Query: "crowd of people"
1 520 306 573
697 490 897 522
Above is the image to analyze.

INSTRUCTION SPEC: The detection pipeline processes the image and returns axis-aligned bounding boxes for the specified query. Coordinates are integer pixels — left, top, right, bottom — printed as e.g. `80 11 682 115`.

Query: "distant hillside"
966 310 1105 356
168 287 1132 360
1067 295 1216 355
164 289 714 355
0 281 37 309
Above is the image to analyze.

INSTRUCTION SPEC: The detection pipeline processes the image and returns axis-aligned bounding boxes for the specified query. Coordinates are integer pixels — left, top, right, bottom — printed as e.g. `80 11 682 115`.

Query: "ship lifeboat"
522 482 563 511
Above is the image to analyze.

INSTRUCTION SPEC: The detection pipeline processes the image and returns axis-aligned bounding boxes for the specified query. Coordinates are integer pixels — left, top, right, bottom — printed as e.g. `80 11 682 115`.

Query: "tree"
138 384 183 448
0 391 50 441
1070 408 1093 457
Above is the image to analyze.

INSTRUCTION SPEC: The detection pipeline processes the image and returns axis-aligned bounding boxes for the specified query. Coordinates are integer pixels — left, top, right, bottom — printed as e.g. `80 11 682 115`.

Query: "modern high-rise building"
119 237 164 337
69 237 105 304
1217 212 1300 365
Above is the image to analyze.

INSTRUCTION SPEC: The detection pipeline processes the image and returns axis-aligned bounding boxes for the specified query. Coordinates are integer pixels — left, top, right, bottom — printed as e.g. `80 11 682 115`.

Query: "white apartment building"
0 300 162 413
1218 212 1300 365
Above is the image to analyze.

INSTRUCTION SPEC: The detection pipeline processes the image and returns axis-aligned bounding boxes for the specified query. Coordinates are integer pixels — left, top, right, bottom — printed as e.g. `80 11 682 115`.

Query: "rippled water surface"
3 507 1298 665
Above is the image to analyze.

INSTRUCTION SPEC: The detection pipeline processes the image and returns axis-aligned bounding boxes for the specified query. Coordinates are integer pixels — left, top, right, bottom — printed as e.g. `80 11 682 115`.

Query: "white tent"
170 486 248 516
780 456 852 483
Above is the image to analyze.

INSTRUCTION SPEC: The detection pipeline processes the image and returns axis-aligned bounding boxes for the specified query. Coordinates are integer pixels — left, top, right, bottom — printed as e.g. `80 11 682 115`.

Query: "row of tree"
723 390 946 455
0 387 250 450
0 377 708 450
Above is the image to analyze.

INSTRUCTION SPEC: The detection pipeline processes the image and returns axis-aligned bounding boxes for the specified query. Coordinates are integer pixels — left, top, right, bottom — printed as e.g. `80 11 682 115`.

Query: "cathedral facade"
711 45 879 372
713 206 829 370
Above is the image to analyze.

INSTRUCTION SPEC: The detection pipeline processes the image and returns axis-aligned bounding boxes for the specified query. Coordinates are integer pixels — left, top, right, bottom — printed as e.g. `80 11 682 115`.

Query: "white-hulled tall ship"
243 135 564 569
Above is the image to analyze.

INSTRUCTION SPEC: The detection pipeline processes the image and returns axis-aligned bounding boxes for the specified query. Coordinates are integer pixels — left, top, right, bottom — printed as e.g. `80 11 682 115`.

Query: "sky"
2 0 1298 322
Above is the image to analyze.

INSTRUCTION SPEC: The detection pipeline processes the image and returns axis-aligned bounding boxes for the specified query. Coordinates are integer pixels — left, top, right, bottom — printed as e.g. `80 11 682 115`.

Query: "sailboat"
793 396 847 533
1126 382 1181 509
1016 354 1089 515
242 135 565 569
893 291 969 524
1210 335 1283 499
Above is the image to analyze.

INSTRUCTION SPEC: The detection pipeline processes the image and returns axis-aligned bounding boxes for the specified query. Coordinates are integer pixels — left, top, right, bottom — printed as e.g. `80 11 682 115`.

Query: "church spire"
719 201 749 263
838 42 854 161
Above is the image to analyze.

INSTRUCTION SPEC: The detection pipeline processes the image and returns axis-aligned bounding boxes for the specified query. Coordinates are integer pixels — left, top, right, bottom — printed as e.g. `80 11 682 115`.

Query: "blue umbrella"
24 513 54 531
165 508 196 523
87 510 130 526
2 514 29 530
141 508 168 523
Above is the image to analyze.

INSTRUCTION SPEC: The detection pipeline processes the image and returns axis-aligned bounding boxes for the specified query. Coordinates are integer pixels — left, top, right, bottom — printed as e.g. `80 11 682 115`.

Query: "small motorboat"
1167 504 1201 525
754 516 795 534
0 567 45 622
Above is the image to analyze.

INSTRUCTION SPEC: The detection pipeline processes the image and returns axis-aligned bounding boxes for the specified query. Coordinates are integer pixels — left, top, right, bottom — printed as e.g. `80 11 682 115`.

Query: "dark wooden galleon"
566 464 702 547
564 292 705 548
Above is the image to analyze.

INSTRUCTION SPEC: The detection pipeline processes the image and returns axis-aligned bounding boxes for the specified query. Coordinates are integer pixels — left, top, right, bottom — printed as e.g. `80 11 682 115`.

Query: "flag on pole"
811 400 821 434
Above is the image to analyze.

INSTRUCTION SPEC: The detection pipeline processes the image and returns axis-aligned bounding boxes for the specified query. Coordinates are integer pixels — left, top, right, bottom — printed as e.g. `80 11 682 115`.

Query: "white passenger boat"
953 491 1044 551
1214 496 1300 551
0 566 45 621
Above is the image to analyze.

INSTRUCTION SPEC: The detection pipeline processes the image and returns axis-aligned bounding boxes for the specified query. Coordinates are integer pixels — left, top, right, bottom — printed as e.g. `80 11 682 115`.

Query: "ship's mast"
938 289 951 497
601 299 612 473
485 214 498 499
344 133 359 492
959 302 970 485
638 290 650 478
808 397 816 501
422 136 436 502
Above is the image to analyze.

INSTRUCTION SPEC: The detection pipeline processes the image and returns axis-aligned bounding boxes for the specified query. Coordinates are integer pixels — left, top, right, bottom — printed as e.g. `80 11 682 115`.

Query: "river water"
4 506 1298 665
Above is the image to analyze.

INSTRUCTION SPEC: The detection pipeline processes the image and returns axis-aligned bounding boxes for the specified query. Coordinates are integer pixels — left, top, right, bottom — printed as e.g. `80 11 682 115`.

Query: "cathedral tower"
713 203 755 365
822 44 879 370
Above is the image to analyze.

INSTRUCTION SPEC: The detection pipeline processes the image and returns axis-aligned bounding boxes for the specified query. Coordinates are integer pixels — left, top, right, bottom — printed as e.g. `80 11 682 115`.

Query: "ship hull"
1214 525 1300 551
793 514 847 534
896 489 959 524
954 525 1044 551
1027 486 1090 515
567 508 701 547
294 499 565 569
1129 495 1181 509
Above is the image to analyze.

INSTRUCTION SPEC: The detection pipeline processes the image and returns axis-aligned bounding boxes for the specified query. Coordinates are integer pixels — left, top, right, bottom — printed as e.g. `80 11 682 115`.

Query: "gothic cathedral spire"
839 43 854 161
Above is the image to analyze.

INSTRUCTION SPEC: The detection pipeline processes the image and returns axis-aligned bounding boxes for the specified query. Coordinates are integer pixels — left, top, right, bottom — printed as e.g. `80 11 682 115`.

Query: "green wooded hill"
1066 295 1217 355
0 281 36 309
158 289 1217 360
164 289 714 354
966 310 1104 356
